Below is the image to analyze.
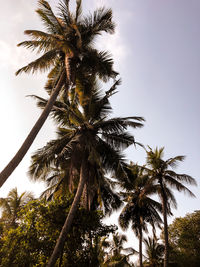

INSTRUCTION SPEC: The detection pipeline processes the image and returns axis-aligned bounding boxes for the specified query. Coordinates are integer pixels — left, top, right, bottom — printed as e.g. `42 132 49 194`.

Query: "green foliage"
0 196 116 266
143 237 164 267
118 164 162 236
146 147 197 266
0 187 34 229
117 164 162 267
166 210 200 267
16 0 118 99
146 147 196 208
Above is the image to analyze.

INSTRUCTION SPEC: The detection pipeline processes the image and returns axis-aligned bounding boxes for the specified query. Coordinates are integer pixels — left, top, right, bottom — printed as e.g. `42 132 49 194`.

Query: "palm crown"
146 147 196 209
17 0 118 96
29 80 144 213
0 188 34 228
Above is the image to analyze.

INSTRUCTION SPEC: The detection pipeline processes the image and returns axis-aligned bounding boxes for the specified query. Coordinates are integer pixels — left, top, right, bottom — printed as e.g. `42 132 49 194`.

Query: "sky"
0 0 199 255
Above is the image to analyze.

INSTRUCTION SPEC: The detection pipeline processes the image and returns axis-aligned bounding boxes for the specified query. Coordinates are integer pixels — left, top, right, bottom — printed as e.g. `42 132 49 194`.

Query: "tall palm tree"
0 187 34 228
118 164 162 267
0 0 117 187
29 80 144 266
146 147 197 267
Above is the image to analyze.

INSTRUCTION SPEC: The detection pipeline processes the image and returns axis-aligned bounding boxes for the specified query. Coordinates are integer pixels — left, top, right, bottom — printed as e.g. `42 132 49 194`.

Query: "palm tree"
105 233 136 267
143 236 164 267
29 80 144 266
0 187 34 228
146 147 197 267
0 0 117 187
118 164 162 267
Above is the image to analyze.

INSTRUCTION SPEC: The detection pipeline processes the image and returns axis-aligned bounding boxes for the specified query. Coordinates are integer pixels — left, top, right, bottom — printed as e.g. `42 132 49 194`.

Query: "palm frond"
166 155 185 168
28 135 73 180
81 49 118 81
163 187 177 210
16 49 58 75
98 177 122 215
37 0 64 34
165 170 197 186
75 0 82 22
82 6 115 44
165 175 196 197
58 0 72 26
84 79 120 121
40 176 64 200
17 40 53 54
44 62 64 94
101 132 135 150
96 137 126 176
96 117 144 134
119 204 132 231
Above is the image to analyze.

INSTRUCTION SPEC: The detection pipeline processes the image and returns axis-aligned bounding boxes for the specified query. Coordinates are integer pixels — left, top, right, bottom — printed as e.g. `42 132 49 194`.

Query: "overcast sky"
0 0 199 251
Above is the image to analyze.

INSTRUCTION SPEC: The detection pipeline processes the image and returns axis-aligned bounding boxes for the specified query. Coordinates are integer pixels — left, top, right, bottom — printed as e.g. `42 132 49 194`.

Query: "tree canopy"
166 210 200 267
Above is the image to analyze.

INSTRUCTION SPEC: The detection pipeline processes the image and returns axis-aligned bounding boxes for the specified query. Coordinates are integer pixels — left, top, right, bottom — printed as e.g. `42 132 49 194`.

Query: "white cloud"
0 41 12 63
102 29 127 63
0 39 37 71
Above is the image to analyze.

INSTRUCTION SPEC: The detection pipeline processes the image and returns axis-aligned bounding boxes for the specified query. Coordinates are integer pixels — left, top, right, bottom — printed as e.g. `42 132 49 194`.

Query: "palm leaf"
37 0 64 34
165 170 197 186
58 0 72 25
16 49 58 75
81 49 118 81
101 132 135 149
75 0 82 22
82 7 115 41
166 155 185 168
97 117 144 133
165 175 196 197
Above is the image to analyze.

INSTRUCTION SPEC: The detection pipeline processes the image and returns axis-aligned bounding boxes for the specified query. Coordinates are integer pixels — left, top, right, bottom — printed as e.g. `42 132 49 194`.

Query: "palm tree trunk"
162 197 169 267
47 156 88 267
139 221 143 267
0 71 66 187
160 185 169 267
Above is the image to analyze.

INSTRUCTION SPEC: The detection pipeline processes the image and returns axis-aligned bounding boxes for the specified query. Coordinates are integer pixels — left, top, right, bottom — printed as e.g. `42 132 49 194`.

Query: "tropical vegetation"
0 0 198 266
166 210 200 267
145 147 197 267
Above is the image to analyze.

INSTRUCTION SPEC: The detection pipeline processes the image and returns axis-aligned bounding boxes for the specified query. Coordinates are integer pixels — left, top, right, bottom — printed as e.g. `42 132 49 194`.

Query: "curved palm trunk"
0 71 66 187
47 156 87 267
139 220 143 267
160 184 169 267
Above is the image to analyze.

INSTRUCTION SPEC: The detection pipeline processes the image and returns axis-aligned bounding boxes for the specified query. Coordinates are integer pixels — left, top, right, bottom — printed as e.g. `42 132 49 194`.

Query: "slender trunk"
162 197 169 267
160 183 169 267
47 156 87 267
0 71 66 187
139 221 143 267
